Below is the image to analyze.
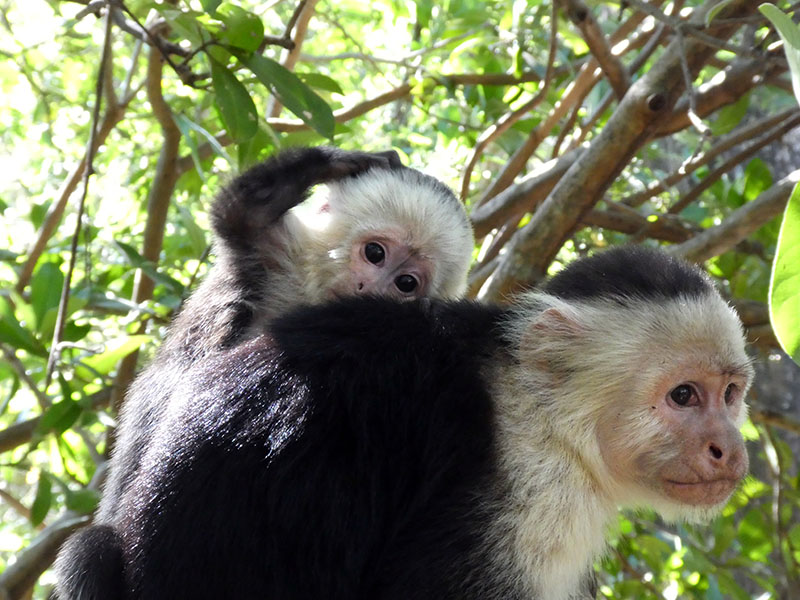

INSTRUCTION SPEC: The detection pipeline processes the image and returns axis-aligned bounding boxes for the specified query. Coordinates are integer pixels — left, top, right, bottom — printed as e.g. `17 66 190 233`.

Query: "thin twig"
44 3 114 389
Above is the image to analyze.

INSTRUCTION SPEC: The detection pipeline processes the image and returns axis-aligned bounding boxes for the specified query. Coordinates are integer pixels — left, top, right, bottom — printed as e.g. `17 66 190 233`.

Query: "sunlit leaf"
173 113 234 171
65 488 101 514
38 399 82 435
31 474 52 526
76 335 152 380
30 261 64 333
241 54 335 139
296 72 344 95
209 58 259 142
113 241 186 293
769 182 800 363
759 4 800 106
0 297 47 357
178 205 208 257
216 4 264 52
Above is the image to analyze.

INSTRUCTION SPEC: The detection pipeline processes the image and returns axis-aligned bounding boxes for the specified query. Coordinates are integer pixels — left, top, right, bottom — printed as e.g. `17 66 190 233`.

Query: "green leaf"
209 58 259 142
237 124 277 168
65 488 101 514
158 9 208 47
178 205 208 257
38 399 82 435
296 72 344 95
742 158 772 204
201 0 222 14
173 113 205 179
769 182 800 363
241 54 335 139
31 474 53 526
113 241 185 294
0 297 47 357
216 4 264 52
30 261 64 333
173 113 234 172
706 0 736 26
76 335 151 379
759 4 800 107
737 507 773 561
711 92 750 136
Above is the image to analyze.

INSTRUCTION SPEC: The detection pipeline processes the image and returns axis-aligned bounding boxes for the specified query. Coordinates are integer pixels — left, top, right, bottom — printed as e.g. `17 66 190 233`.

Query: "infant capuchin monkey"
57 246 752 600
54 146 474 600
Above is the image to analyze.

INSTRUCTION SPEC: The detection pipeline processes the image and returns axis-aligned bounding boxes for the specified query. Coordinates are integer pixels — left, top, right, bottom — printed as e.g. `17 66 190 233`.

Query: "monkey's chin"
661 478 738 507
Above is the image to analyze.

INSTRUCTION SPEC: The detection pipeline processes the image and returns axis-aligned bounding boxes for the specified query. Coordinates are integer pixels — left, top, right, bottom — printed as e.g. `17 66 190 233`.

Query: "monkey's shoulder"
271 297 505 369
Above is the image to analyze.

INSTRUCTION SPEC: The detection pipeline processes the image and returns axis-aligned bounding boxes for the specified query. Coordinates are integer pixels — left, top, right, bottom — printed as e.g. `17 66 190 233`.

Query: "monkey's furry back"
116 298 507 599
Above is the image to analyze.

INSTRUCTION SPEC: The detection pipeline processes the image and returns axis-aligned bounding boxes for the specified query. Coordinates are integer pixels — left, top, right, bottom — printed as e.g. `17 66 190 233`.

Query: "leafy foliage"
0 0 799 598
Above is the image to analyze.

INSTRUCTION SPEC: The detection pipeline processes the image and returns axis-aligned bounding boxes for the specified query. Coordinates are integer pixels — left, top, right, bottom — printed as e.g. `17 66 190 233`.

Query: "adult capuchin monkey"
58 246 752 599
54 146 474 600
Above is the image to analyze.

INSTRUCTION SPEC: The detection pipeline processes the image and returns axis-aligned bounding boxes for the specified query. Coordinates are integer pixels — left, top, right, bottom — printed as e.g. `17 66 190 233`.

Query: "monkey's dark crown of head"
542 246 713 304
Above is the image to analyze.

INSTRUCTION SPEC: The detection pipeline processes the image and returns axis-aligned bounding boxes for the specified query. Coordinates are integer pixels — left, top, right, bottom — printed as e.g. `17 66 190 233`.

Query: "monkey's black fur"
56 246 713 599
127 299 502 599
102 147 404 513
543 245 712 303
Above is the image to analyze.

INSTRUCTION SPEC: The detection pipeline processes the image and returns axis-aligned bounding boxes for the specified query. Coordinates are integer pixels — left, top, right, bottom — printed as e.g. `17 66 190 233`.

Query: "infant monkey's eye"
365 242 385 264
395 274 418 293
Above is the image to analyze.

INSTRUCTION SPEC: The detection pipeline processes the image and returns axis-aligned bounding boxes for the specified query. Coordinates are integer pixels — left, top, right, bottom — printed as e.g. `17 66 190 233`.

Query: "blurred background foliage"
0 0 799 598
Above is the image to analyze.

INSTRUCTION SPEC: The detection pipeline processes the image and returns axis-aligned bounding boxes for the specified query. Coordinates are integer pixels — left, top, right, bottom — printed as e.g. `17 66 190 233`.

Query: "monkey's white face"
649 365 749 505
596 355 751 516
334 230 433 301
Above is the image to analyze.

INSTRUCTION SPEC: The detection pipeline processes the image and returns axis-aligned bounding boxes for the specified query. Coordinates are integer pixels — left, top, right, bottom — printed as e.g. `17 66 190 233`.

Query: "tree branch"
581 209 696 242
0 514 88 600
0 345 50 411
110 44 181 416
471 148 582 238
0 464 107 600
669 168 800 263
561 0 630 99
44 4 114 389
479 0 759 300
655 56 786 136
478 7 652 202
751 407 800 436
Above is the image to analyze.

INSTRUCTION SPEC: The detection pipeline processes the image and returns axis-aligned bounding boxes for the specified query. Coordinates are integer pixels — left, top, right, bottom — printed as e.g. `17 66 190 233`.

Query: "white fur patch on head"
323 168 474 298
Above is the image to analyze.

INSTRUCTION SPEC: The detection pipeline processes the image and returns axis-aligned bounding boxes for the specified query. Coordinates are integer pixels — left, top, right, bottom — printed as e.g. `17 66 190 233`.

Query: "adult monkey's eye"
365 242 385 264
670 384 694 406
395 274 418 293
724 383 737 405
